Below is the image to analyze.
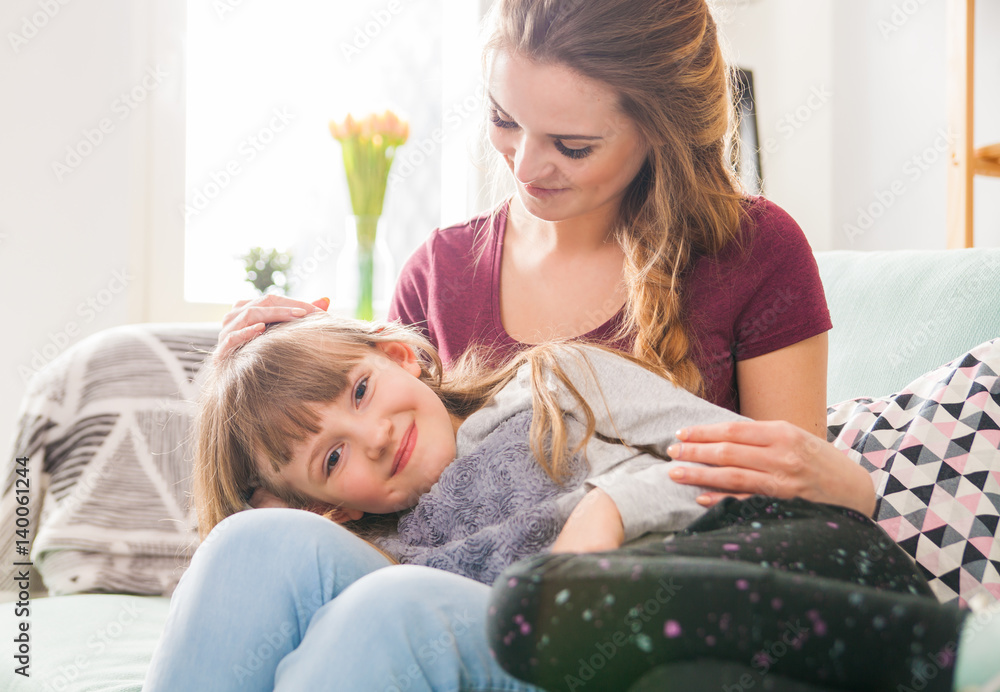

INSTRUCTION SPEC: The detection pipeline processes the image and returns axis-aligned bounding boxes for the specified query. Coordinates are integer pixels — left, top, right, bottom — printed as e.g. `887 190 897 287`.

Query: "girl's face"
274 342 459 520
487 50 649 223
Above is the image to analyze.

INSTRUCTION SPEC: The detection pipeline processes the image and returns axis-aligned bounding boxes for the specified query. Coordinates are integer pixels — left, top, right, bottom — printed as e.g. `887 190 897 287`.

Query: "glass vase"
337 215 395 320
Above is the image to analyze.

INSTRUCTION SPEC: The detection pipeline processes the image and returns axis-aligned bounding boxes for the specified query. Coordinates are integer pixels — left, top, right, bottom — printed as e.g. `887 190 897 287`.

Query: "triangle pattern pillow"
827 338 1000 606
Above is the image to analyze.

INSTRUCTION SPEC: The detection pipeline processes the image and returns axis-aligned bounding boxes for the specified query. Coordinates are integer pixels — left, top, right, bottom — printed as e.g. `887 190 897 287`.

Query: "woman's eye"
326 447 342 474
490 107 592 159
555 140 593 160
354 377 368 406
489 108 518 130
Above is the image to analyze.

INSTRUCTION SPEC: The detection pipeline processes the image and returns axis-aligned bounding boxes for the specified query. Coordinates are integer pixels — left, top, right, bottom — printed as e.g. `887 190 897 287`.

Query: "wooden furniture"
947 0 1000 248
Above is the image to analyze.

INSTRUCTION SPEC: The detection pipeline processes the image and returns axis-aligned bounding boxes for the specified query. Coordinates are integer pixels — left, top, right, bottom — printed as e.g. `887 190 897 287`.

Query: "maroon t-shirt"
388 197 831 413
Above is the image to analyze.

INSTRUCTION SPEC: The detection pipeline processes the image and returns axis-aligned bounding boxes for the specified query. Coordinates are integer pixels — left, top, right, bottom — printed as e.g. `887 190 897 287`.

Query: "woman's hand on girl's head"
665 420 877 518
215 295 330 361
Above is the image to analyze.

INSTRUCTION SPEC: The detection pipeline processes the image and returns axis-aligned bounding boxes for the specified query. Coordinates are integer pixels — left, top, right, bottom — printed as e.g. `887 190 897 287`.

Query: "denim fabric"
143 508 541 692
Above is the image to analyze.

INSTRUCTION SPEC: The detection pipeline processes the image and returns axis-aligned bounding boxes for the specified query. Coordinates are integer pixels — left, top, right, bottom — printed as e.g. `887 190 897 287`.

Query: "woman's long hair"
479 0 751 394
194 313 629 539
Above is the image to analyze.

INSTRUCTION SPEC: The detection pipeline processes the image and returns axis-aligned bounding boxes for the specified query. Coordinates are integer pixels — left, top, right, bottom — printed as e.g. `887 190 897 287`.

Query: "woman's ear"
375 341 421 377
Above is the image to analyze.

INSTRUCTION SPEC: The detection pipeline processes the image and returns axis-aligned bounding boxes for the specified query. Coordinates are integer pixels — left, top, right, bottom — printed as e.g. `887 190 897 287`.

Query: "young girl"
194 311 744 575
145 313 998 692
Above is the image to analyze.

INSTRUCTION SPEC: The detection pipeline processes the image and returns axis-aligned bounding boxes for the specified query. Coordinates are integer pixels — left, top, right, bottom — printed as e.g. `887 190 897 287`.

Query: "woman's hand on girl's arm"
215 295 330 361
549 488 625 554
665 420 877 517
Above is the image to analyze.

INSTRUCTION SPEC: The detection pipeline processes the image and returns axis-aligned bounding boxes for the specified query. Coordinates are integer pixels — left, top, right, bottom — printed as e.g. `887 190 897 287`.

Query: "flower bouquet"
329 110 409 319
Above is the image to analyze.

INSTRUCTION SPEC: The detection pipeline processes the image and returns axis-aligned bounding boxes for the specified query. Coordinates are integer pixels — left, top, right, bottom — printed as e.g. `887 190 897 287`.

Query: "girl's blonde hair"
479 0 751 394
194 313 626 539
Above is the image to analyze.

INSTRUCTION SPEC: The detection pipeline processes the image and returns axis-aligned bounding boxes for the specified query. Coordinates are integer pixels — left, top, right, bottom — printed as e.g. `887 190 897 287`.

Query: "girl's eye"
489 108 518 130
354 377 368 406
326 447 342 474
555 140 593 160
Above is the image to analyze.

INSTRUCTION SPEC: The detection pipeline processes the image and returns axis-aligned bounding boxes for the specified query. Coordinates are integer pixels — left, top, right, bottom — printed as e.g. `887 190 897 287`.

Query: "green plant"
241 247 292 295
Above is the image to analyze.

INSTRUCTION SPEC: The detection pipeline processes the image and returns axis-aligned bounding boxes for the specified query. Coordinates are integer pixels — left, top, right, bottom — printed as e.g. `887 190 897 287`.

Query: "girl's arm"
549 488 625 554
668 335 877 517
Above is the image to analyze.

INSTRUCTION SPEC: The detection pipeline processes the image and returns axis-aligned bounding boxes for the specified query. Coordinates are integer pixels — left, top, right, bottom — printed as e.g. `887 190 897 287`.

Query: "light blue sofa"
1 249 998 692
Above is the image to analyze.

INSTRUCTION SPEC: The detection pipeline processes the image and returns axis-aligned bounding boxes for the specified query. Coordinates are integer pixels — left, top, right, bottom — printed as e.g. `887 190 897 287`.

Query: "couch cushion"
0 324 219 596
0 594 170 691
817 249 1000 403
828 338 1000 605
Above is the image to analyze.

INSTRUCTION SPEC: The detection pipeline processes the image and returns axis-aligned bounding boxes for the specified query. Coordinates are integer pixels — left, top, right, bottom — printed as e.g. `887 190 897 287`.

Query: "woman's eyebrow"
487 92 604 141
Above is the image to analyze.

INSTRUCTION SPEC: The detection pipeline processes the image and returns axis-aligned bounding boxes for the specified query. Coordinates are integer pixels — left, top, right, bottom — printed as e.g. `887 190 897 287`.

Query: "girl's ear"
375 341 421 377
321 505 364 523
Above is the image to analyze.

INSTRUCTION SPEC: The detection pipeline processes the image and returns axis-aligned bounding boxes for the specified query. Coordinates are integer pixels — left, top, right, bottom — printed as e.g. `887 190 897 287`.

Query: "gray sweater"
376 345 746 584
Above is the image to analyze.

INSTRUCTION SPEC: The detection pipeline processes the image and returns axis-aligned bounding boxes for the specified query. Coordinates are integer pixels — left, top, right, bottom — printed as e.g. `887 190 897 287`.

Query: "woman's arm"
667 334 877 517
737 333 829 437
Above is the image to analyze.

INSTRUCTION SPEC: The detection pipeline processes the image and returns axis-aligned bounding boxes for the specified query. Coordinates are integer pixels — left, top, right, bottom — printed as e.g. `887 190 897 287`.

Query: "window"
182 1 481 311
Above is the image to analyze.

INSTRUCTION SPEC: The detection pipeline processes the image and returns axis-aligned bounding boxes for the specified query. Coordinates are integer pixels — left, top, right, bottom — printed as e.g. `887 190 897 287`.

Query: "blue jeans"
143 508 541 691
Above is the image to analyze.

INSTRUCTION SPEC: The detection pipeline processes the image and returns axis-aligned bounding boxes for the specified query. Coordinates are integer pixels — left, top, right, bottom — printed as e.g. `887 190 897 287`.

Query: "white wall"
718 0 1000 251
715 0 836 248
3 0 999 456
1 0 147 460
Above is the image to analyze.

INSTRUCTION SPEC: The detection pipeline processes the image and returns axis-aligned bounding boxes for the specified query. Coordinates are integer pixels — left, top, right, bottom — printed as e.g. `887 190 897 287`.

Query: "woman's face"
487 50 649 223
273 343 459 520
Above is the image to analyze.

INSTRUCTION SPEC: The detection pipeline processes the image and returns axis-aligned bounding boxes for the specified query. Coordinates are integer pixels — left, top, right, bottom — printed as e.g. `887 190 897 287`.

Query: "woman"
220 0 873 518
164 0 878 689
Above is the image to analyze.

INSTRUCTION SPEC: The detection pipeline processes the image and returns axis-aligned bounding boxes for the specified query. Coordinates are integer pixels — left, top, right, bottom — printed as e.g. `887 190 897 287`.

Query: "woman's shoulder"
396 200 509 284
739 195 808 245
705 196 814 271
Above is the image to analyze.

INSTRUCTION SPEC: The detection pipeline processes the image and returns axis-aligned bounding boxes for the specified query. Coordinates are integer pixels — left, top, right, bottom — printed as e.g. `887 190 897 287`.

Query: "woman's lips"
524 183 566 199
392 423 416 477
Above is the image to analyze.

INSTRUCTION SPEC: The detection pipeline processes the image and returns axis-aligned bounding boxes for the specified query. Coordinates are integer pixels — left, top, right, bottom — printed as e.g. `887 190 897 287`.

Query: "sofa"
1 248 998 691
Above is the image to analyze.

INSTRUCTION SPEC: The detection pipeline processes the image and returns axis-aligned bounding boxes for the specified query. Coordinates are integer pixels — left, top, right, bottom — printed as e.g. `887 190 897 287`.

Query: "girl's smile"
391 422 416 476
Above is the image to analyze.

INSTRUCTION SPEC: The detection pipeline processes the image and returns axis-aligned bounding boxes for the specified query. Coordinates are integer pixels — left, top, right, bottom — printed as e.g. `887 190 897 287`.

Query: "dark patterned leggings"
489 497 967 692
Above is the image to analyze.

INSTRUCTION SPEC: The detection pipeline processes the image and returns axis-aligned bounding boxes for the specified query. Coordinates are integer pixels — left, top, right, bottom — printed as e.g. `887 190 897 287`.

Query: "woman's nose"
512 136 555 185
